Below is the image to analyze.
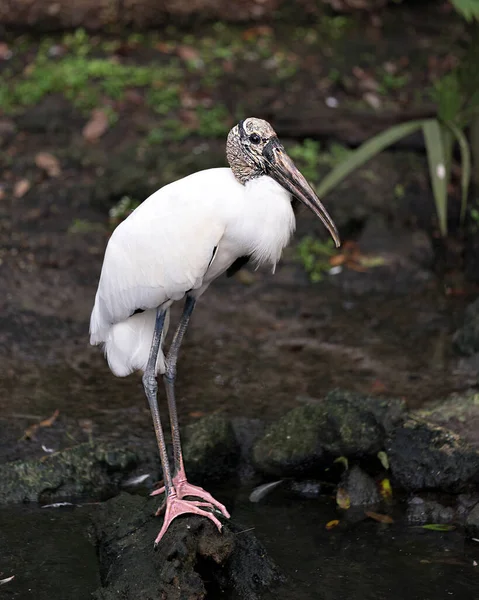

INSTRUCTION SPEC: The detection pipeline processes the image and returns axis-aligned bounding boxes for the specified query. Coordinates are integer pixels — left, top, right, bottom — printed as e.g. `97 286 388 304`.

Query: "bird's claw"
154 495 223 547
151 478 230 520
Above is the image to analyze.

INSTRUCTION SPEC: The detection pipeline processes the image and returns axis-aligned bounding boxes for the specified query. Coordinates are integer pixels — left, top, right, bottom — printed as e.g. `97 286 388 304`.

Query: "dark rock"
465 502 479 537
453 298 479 356
406 496 455 526
325 389 406 434
341 466 380 506
289 479 322 498
183 414 240 485
387 418 479 491
231 417 267 482
457 493 479 522
91 492 283 600
414 392 479 450
253 390 404 477
0 442 141 505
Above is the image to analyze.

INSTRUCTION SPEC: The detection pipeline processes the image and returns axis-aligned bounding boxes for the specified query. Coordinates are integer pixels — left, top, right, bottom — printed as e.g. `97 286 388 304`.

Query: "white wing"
90 168 237 346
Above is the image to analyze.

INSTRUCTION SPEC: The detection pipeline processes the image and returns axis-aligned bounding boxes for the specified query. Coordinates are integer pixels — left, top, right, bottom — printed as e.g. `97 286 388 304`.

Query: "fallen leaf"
156 42 174 54
13 179 31 198
363 92 381 110
379 478 393 501
0 576 14 585
177 45 200 62
326 519 340 530
377 450 390 470
336 487 351 510
0 42 12 60
22 409 60 440
82 109 109 142
333 456 349 470
420 524 456 532
371 379 387 394
242 25 273 41
189 410 205 418
365 511 394 524
329 254 347 266
358 255 387 268
35 152 61 177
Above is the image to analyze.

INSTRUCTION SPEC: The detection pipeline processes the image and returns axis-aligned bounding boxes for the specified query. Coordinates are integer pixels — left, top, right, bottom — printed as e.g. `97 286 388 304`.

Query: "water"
0 505 99 599
1 488 477 600
231 488 479 600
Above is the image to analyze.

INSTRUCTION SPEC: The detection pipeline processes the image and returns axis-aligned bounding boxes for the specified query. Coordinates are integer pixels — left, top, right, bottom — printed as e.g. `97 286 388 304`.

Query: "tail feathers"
101 309 170 377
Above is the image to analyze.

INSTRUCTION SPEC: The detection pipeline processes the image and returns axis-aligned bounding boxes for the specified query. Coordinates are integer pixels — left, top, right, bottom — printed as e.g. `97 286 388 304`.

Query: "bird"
90 117 340 546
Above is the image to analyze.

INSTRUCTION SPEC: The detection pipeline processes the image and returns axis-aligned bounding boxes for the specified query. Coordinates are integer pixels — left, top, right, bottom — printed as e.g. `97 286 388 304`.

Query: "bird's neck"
233 176 296 267
227 147 263 185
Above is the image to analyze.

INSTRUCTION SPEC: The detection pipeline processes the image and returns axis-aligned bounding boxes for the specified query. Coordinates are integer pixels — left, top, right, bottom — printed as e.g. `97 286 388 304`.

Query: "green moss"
0 442 140 504
253 393 389 476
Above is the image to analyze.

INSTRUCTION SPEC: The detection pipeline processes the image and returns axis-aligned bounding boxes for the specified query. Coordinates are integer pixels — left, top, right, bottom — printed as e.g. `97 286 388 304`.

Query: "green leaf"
420 524 456 532
422 120 449 236
316 120 429 199
447 122 472 225
377 451 390 470
450 0 479 21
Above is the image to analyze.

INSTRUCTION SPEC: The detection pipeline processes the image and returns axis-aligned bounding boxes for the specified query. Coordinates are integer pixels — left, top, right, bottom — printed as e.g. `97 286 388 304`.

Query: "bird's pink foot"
154 494 223 546
151 477 230 519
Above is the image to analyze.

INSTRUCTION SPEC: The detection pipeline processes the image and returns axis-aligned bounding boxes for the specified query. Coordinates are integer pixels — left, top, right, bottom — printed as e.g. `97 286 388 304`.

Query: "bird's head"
227 117 340 248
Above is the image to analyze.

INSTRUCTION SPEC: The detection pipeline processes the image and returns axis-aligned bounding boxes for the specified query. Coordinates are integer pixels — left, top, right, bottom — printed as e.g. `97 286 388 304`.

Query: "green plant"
310 3 479 238
450 0 479 21
296 237 336 283
289 139 322 181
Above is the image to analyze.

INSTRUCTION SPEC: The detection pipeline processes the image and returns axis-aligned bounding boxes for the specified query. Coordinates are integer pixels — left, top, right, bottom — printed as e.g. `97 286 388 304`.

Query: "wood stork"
90 117 340 545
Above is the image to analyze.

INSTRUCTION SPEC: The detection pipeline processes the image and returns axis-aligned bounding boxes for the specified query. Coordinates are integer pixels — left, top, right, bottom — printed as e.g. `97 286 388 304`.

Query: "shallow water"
231 487 479 600
0 504 99 599
1 487 477 600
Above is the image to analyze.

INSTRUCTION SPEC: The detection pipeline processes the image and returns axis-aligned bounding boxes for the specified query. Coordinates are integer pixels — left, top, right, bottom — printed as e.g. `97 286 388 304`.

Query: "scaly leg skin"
151 471 231 519
154 491 223 547
152 295 230 521
142 308 222 545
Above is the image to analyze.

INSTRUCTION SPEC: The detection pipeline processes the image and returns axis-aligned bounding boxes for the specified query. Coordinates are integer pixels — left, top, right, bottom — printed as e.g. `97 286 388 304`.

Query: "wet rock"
456 493 479 522
290 479 322 498
325 389 406 434
183 414 240 485
231 417 267 482
387 418 479 491
92 492 283 600
0 442 141 505
453 298 479 356
465 502 479 537
340 466 380 506
406 496 455 526
413 391 479 450
253 390 403 477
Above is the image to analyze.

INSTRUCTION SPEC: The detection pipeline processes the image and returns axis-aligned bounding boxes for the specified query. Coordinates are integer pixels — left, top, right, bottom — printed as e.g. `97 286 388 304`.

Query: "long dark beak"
263 138 340 248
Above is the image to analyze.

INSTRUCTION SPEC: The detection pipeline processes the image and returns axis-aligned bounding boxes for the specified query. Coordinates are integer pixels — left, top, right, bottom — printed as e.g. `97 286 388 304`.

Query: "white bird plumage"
89 117 340 546
90 167 295 377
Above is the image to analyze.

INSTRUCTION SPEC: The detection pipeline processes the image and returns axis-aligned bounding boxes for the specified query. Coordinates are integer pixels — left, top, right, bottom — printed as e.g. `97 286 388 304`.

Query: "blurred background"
1 0 479 459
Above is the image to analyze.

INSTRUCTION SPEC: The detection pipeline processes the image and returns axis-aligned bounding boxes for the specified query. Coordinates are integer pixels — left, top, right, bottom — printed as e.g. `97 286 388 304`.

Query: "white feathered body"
90 167 295 377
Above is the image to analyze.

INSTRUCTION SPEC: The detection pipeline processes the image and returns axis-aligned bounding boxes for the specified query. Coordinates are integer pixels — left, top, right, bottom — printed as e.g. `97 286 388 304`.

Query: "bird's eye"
249 133 261 144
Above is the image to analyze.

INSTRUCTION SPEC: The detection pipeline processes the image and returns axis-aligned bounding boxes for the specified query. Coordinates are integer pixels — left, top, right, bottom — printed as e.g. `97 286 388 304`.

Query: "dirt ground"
1 2 477 466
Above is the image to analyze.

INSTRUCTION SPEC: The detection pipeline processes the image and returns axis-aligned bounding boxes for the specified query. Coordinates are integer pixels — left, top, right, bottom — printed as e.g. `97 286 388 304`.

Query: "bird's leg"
151 296 230 520
143 307 223 546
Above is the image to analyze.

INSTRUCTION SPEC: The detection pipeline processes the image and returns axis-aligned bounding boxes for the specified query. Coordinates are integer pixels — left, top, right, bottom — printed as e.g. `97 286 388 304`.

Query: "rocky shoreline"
2 388 479 597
